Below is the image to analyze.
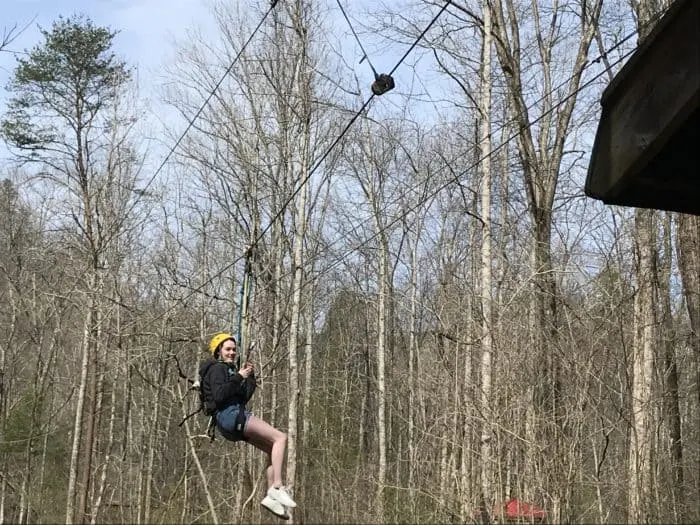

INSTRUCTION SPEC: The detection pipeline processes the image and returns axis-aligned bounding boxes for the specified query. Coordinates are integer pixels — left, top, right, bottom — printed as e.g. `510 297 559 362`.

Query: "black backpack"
198 358 220 417
177 358 218 440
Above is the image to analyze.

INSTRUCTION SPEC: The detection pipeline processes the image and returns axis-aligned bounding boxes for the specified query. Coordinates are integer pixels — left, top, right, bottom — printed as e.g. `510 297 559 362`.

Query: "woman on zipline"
200 332 296 519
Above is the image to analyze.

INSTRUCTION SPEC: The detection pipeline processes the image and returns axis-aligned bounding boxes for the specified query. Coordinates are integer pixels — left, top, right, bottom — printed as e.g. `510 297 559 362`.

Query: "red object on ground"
493 498 547 520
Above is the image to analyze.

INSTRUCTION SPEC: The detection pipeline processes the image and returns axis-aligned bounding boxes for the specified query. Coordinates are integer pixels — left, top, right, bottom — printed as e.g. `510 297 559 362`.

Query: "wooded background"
1 0 698 523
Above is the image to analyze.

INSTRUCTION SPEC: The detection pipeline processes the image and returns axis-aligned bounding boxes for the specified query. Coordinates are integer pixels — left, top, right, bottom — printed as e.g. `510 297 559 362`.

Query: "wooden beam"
604 0 700 197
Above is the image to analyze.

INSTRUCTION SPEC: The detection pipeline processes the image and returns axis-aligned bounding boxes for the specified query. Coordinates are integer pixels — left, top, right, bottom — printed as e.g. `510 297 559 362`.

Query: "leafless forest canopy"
1 0 698 523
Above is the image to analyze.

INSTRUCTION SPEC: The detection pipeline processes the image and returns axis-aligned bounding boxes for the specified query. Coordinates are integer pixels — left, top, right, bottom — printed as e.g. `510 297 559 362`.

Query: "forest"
0 0 698 523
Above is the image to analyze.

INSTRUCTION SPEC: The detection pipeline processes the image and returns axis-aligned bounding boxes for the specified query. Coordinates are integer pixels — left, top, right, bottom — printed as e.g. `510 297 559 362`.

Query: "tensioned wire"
335 0 380 78
161 0 455 305
117 0 281 232
302 37 645 285
152 1 673 322
0 1 281 313
193 4 671 292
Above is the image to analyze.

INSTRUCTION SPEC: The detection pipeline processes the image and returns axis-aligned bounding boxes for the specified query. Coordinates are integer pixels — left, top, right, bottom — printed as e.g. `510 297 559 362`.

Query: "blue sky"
0 0 455 172
0 0 427 167
1 0 218 167
1 0 213 85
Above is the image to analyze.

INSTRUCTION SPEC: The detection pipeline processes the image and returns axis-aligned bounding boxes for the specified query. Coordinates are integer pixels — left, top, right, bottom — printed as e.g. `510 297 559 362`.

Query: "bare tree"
477 2 495 522
277 2 320 515
3 3 700 524
676 213 700 518
629 207 656 523
626 1 672 521
0 21 29 53
1 15 142 523
658 213 684 519
487 0 603 517
162 0 340 519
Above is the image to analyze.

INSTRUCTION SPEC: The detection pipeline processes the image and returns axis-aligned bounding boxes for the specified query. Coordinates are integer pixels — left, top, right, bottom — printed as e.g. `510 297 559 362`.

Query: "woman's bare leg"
265 464 274 489
246 433 275 489
244 415 287 488
245 434 274 488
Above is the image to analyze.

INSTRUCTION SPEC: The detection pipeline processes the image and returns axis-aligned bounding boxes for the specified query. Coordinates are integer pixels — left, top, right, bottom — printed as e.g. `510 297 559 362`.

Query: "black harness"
177 357 254 442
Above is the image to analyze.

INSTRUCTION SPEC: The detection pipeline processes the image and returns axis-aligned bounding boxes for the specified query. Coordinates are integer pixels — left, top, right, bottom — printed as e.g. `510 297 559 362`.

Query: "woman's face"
220 339 237 364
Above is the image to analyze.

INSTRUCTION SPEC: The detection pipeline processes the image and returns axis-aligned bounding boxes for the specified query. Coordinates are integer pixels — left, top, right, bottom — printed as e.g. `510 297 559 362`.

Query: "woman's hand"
238 362 254 378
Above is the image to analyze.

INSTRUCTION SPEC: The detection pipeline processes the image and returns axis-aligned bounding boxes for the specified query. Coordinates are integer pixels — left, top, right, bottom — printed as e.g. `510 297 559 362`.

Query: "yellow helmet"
208 332 235 355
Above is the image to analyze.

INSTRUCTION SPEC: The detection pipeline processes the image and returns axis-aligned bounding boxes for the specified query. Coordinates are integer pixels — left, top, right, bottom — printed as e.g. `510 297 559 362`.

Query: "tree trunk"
178 381 219 524
269 221 285 430
91 368 117 525
488 1 603 517
478 2 494 521
626 3 671 522
459 295 474 522
300 298 315 506
374 230 389 523
66 273 96 524
408 238 418 517
658 214 684 518
676 213 700 516
76 272 102 525
285 3 314 505
286 193 304 507
628 208 656 523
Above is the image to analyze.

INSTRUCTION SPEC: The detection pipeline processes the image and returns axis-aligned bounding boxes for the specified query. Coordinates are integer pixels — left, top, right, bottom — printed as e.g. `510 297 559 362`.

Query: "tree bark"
374 227 389 523
284 2 315 515
178 382 219 524
66 276 95 525
628 208 656 523
478 2 494 521
676 213 700 515
658 214 684 518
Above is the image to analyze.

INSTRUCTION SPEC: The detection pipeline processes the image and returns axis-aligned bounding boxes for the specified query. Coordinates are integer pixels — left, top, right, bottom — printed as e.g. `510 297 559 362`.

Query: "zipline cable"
336 0 379 77
302 42 643 282
245 0 674 274
251 0 454 249
155 2 672 322
236 248 254 362
161 1 454 309
120 0 280 225
247 3 677 286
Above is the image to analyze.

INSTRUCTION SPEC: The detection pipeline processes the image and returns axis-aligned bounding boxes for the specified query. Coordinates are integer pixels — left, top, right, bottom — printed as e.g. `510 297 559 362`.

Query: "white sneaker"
267 486 297 508
261 496 289 519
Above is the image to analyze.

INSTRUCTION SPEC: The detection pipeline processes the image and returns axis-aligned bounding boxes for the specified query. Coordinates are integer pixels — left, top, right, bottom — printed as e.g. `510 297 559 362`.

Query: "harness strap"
234 405 247 435
207 416 216 442
237 247 254 367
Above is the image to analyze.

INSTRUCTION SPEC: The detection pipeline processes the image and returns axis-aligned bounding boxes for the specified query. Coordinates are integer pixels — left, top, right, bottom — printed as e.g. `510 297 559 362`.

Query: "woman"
200 332 297 518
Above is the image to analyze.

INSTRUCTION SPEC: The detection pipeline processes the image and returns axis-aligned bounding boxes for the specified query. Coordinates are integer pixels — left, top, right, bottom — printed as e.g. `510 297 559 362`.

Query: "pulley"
371 73 395 96
335 0 395 97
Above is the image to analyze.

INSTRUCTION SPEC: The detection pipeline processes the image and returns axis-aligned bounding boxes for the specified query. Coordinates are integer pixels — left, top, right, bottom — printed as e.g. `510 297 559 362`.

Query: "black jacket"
199 358 256 413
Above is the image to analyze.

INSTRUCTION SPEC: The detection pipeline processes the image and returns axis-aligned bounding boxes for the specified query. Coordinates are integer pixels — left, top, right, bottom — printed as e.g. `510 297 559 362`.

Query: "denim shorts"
216 404 252 442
